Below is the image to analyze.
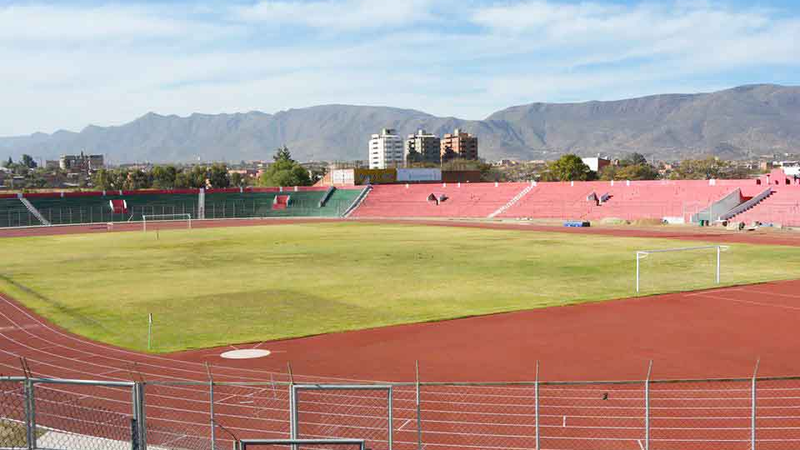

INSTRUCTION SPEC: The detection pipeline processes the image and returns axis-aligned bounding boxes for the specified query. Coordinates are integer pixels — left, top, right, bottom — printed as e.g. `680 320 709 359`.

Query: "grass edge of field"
2 274 797 354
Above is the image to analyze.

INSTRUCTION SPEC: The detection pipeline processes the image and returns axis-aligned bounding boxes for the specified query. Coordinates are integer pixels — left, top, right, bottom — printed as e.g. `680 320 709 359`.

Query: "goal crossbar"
142 213 192 232
635 245 729 293
636 245 729 256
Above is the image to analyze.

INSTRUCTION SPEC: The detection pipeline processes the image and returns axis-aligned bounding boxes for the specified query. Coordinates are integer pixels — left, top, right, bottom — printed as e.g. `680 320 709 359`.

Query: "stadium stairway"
498 182 605 220
726 186 800 226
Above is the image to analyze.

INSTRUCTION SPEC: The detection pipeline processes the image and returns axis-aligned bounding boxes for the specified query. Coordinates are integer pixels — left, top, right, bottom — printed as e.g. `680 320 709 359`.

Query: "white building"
369 129 404 169
581 156 611 173
779 161 800 177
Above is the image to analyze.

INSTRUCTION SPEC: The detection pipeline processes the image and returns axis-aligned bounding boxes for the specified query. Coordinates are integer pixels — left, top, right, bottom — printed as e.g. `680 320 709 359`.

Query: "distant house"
581 157 611 173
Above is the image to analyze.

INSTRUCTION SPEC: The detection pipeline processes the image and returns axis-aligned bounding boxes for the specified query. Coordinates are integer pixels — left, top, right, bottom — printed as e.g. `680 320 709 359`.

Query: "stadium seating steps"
2 178 799 228
0 187 364 227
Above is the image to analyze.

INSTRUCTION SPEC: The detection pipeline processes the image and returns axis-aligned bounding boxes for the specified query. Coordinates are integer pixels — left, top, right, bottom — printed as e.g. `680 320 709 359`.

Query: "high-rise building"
368 129 404 169
440 129 478 163
405 130 441 165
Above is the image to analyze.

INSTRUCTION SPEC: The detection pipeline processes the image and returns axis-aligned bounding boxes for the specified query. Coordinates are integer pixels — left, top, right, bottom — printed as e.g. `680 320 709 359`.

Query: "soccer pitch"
3 222 800 352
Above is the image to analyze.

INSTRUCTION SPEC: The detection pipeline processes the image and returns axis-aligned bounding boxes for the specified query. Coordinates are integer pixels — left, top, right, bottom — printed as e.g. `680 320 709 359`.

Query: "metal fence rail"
4 371 800 450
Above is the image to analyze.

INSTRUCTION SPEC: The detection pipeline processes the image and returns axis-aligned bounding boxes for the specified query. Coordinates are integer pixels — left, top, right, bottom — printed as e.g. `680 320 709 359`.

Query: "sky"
1 0 798 136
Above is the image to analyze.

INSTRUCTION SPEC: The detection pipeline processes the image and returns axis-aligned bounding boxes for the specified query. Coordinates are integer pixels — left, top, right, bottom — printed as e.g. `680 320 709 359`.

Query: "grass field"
3 222 800 352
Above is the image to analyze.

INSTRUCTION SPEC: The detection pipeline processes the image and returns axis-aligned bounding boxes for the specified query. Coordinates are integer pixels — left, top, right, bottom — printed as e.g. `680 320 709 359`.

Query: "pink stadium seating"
730 186 800 226
351 183 530 218
499 182 606 220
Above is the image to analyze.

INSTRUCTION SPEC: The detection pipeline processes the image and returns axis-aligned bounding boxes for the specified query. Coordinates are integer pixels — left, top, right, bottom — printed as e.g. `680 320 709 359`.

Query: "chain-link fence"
5 374 800 450
0 378 137 450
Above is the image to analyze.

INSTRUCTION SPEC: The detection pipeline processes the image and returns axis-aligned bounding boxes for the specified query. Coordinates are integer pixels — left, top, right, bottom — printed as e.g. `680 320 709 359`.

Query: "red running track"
3 219 800 449
4 279 800 449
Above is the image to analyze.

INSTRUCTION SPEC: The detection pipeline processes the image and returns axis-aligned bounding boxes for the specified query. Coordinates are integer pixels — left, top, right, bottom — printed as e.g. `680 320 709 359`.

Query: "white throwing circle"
220 349 271 359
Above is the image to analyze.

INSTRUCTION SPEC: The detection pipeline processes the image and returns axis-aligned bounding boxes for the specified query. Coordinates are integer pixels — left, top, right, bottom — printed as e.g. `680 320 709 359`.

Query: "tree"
230 172 245 187
174 170 191 189
207 163 230 188
123 170 152 190
3 157 12 168
21 154 37 169
405 149 423 165
620 152 648 167
274 145 292 162
259 147 311 187
188 166 209 188
151 165 178 189
671 157 726 180
91 169 114 189
542 154 595 181
601 163 659 181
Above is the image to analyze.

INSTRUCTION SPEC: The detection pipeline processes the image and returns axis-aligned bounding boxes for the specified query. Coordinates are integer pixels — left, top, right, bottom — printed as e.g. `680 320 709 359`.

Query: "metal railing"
4 362 800 450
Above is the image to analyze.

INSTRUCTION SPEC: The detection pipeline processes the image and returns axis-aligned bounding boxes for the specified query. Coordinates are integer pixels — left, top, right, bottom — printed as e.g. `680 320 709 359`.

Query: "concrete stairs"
19 197 51 226
488 183 535 219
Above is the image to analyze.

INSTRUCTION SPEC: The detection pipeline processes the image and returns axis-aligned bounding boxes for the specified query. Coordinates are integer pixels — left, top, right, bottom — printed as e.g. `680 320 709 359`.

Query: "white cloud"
470 1 798 68
232 0 437 30
0 4 239 43
0 0 798 137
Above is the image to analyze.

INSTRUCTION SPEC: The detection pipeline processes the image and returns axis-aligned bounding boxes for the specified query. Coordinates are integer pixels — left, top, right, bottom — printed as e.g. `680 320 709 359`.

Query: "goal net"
142 213 192 232
636 245 728 293
291 385 393 450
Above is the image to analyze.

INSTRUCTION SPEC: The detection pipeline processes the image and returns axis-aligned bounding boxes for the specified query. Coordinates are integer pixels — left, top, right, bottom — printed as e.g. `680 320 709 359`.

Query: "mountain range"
1 84 799 164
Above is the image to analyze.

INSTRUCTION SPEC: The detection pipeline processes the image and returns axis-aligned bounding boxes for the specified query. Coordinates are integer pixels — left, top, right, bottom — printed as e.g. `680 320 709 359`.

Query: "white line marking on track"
742 289 800 300
638 439 645 450
0 324 40 332
692 293 800 311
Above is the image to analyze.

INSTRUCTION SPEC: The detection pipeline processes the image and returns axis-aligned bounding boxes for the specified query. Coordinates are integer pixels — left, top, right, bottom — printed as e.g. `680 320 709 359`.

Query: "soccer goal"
142 213 192 232
291 385 393 450
635 245 729 293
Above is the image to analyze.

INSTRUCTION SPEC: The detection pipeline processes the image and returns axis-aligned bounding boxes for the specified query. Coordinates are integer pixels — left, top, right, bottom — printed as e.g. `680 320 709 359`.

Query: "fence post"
415 361 422 450
752 359 760 450
133 382 147 450
535 360 540 450
24 379 36 450
645 361 652 450
388 386 394 450
207 363 217 450
288 363 296 441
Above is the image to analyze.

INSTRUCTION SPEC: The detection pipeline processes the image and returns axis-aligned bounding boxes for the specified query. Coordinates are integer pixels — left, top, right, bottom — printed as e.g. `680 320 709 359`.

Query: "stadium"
3 168 800 450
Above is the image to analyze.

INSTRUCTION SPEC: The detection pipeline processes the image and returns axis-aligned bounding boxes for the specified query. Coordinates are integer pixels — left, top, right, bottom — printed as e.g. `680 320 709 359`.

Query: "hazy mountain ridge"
2 84 799 163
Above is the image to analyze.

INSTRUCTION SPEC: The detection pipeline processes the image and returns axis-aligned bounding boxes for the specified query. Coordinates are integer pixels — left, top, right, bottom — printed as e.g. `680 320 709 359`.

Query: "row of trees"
3 154 39 173
538 153 759 182
90 147 316 190
91 163 235 190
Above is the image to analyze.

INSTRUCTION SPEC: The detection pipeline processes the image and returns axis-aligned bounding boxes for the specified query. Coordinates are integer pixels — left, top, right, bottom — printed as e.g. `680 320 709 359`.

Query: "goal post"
291 384 393 450
635 245 729 293
142 213 192 232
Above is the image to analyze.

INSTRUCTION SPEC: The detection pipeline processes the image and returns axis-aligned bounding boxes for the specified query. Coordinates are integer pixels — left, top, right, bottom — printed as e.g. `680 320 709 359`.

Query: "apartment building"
368 129 404 169
405 130 441 164
440 129 478 163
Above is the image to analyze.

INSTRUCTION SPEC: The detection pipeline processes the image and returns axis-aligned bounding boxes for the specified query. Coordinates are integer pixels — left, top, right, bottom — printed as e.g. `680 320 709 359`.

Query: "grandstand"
0 187 366 228
350 182 530 218
2 171 800 228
